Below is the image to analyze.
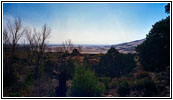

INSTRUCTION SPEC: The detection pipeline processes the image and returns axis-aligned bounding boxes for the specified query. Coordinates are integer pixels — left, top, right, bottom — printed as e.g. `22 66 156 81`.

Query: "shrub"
101 77 111 90
71 64 105 97
22 73 34 91
117 80 130 96
71 49 80 56
134 70 150 79
96 47 136 78
55 59 75 97
135 77 158 96
9 92 21 97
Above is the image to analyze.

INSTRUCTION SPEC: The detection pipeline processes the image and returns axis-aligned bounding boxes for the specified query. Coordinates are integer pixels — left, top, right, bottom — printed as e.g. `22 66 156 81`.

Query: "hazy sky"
3 3 168 45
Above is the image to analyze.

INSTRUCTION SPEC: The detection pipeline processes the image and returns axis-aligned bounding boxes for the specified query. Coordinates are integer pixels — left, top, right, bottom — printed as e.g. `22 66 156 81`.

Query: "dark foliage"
135 77 158 96
71 49 80 56
3 73 18 87
165 3 170 14
55 70 67 97
55 58 75 97
95 47 136 78
136 4 170 72
136 17 170 72
117 80 130 96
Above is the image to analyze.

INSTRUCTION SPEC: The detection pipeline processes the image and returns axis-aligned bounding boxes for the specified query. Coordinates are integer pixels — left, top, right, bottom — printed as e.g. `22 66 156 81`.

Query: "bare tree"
25 24 51 96
25 27 35 52
37 24 51 53
62 39 73 53
3 18 25 73
3 29 9 45
3 29 10 75
25 27 39 65
6 18 25 54
25 25 51 56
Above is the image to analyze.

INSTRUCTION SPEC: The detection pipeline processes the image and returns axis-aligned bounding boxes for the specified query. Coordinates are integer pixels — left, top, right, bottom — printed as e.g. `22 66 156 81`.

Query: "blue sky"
3 3 168 45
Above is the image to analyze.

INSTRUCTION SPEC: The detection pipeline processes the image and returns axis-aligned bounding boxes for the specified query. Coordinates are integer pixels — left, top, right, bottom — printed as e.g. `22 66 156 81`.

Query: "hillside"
46 39 146 54
112 39 146 53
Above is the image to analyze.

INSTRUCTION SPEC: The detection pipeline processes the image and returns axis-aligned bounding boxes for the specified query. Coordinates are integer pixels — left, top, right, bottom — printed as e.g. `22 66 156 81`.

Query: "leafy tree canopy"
136 4 170 72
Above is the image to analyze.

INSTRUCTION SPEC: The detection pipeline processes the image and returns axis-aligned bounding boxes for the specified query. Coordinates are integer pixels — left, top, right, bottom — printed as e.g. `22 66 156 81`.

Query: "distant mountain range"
112 39 146 53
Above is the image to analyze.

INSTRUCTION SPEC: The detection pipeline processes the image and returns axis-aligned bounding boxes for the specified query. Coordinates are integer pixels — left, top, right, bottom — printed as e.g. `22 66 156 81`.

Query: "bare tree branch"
3 18 25 73
62 39 74 53
4 18 24 51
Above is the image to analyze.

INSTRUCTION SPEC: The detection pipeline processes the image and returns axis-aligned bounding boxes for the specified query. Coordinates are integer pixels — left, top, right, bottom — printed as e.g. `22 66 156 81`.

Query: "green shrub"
117 80 130 96
22 73 34 91
71 64 105 97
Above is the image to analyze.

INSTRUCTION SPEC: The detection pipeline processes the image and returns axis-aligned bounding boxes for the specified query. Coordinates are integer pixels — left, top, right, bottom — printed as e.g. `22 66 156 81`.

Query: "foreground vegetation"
3 4 170 97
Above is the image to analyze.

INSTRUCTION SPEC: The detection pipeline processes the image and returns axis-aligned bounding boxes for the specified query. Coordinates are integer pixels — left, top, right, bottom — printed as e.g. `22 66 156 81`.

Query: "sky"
3 3 168 45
